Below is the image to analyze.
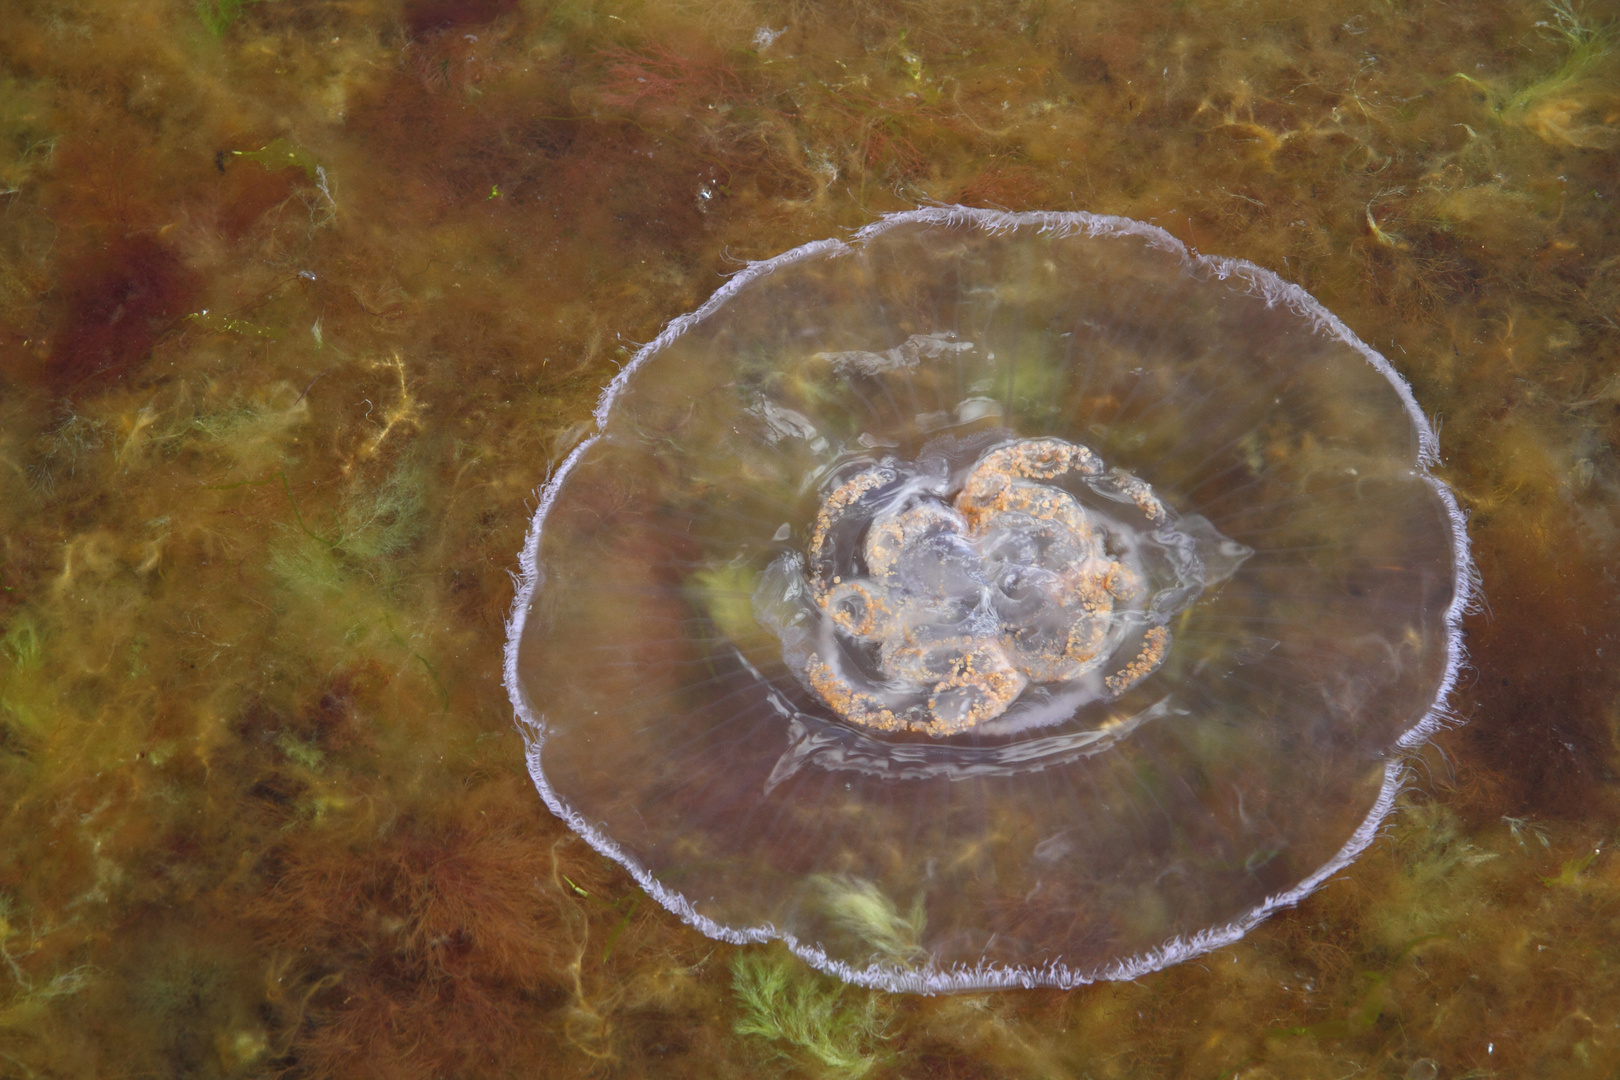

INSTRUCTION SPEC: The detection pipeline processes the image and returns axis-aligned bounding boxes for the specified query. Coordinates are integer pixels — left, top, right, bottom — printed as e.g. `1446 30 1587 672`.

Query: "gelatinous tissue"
505 207 1473 992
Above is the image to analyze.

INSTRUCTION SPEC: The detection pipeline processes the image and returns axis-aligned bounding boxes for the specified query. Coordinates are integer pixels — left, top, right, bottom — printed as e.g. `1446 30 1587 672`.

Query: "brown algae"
505 207 1474 992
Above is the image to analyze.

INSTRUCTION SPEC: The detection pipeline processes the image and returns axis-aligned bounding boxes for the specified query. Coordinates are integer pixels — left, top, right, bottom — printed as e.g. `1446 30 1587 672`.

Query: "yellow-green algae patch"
0 0 1614 1075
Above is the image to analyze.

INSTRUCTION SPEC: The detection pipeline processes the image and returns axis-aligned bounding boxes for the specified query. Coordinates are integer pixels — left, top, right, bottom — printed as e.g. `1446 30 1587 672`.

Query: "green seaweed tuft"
812 875 928 965
0 618 40 671
337 462 427 563
685 563 771 652
196 0 269 38
731 952 892 1078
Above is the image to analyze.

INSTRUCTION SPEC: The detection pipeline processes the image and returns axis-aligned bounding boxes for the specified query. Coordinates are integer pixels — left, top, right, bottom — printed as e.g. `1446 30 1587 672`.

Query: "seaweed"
196 0 270 38
731 951 893 1078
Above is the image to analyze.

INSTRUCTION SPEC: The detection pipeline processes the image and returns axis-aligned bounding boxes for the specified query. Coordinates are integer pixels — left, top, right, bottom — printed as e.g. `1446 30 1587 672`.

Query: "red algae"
0 0 1614 1074
46 233 202 393
250 802 570 1078
402 0 520 36
214 158 306 242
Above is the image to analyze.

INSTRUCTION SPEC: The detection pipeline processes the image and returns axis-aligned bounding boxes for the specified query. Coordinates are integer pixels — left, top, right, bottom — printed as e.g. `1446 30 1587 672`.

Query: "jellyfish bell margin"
503 206 1476 994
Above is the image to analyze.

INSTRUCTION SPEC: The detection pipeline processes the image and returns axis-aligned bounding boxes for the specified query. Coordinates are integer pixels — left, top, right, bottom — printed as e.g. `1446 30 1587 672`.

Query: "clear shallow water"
0 0 1616 1076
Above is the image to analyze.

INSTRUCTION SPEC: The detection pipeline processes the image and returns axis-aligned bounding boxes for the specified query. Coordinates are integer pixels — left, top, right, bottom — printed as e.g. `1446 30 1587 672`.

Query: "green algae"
809 876 929 968
686 563 772 652
0 616 46 744
1450 0 1617 148
0 618 39 672
732 952 893 1078
196 0 272 38
266 459 429 603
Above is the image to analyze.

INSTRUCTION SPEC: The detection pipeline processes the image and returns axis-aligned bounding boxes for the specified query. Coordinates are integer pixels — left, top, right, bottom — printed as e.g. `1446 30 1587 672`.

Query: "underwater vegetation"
508 207 1472 991
731 952 894 1078
0 0 1614 1074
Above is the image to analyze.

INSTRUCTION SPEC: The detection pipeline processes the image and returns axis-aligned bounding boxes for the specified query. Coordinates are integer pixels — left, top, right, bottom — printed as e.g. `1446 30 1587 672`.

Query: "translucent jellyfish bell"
505 208 1472 991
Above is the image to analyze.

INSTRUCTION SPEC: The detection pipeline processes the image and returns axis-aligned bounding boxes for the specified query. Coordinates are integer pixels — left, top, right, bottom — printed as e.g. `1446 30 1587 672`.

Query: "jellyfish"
504 207 1472 991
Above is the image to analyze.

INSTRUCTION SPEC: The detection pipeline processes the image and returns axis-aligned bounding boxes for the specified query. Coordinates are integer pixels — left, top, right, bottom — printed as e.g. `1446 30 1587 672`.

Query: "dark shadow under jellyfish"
504 207 1473 992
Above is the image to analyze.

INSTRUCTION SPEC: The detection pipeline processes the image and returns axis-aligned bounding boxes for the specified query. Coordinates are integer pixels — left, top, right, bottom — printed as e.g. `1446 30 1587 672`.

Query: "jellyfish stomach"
785 437 1179 736
803 636 1026 738
954 436 1103 527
